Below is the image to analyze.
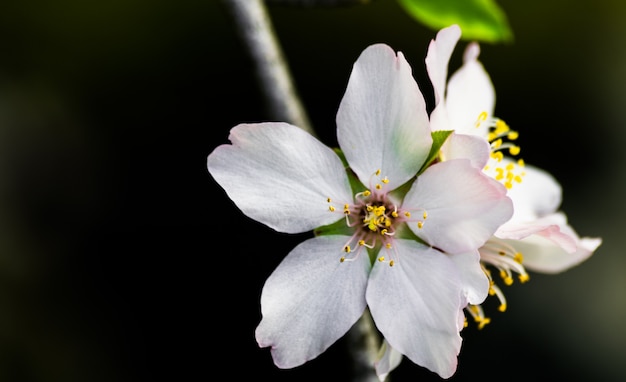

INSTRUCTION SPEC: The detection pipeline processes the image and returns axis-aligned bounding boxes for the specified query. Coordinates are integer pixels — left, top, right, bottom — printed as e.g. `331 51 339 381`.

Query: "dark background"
0 0 622 381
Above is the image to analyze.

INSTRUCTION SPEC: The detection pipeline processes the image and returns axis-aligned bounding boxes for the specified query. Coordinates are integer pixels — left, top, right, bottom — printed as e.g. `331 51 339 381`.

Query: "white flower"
424 24 602 323
207 43 513 378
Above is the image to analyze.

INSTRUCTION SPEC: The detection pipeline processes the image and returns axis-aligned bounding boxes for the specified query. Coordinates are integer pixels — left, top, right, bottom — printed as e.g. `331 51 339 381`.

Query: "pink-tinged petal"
499 213 602 274
506 161 562 222
425 24 461 107
403 159 513 254
207 122 353 234
449 250 489 305
445 42 495 136
440 132 490 169
366 239 463 378
374 340 403 382
336 44 432 190
255 235 370 368
496 212 577 253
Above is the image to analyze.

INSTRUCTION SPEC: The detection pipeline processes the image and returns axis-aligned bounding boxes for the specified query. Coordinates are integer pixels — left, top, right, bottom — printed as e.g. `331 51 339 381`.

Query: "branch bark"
222 0 314 135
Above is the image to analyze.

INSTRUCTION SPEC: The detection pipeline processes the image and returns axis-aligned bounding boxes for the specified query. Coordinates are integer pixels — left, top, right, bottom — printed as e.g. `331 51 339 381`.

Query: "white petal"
440 132 490 169
374 340 403 382
496 212 577 253
207 122 353 233
336 44 432 190
500 214 602 274
426 25 461 133
446 42 495 136
449 250 490 305
403 159 513 254
506 162 562 222
366 239 463 378
425 24 461 106
255 235 371 368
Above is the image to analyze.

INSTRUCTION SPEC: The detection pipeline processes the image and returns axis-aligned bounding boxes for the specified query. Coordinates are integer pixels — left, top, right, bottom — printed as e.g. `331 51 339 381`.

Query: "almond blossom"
424 24 602 325
207 42 513 378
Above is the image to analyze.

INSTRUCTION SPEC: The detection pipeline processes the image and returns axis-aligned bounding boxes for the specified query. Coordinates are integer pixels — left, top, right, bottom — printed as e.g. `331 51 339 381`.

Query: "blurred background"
0 0 621 380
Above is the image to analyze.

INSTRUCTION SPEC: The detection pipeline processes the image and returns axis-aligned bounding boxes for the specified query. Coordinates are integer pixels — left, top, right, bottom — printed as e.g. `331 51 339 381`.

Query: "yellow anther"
488 287 496 296
423 211 428 220
389 260 394 267
375 169 381 176
504 182 513 190
464 318 469 328
358 240 365 246
514 252 524 263
498 303 507 312
495 168 504 181
492 138 503 148
417 221 424 229
375 184 382 190
517 159 525 167
381 229 388 235
385 243 392 249
343 204 350 214
344 245 351 253
505 163 515 171
378 256 385 262
509 146 521 155
475 111 488 127
327 197 332 203
382 177 389 184
503 276 514 286
367 221 378 231
507 131 519 140
363 190 371 197
374 206 385 216
487 132 497 142
340 257 346 263
477 317 491 330
491 151 504 162
391 211 398 218
495 120 509 134
404 212 411 218
328 206 336 212
519 274 530 283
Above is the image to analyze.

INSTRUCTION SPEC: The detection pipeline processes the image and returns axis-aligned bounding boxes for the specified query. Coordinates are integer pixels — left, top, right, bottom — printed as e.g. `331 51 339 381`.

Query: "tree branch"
222 0 314 135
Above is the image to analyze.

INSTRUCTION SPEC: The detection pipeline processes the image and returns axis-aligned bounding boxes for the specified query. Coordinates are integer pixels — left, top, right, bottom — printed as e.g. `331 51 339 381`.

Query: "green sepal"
417 130 454 175
333 147 368 195
397 0 513 44
313 218 353 237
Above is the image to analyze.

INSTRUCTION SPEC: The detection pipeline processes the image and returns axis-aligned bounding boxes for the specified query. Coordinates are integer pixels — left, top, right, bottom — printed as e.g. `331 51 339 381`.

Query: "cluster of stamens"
465 238 530 329
326 170 428 267
475 111 526 190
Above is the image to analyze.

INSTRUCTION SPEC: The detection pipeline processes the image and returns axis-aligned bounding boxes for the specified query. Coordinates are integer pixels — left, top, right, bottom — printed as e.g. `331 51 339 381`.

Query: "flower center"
326 169 428 267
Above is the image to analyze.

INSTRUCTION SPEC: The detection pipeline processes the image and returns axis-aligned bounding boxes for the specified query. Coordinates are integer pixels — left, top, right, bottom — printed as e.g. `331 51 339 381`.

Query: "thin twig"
347 309 382 382
222 0 314 135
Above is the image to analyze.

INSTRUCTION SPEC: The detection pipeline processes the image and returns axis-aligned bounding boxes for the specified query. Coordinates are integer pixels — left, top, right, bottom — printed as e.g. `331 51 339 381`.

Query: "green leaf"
418 130 453 175
397 0 513 43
